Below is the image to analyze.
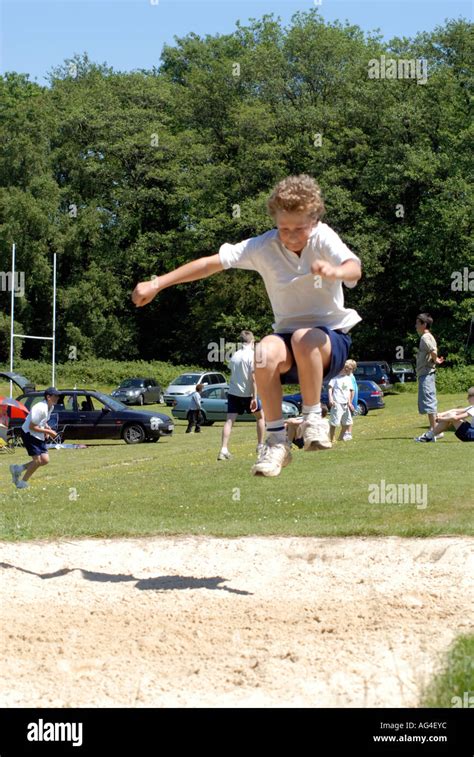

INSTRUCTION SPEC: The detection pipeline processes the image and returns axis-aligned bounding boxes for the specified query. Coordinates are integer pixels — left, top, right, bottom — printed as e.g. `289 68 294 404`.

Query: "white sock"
221 446 229 453
302 403 321 417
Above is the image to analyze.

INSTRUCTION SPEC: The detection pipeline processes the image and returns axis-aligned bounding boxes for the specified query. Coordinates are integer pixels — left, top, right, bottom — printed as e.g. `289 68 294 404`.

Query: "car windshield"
119 379 144 388
95 392 128 411
171 374 200 386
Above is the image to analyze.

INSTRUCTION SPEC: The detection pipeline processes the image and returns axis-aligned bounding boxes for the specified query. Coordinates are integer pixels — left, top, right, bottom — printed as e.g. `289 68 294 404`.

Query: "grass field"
1 388 472 541
421 635 474 708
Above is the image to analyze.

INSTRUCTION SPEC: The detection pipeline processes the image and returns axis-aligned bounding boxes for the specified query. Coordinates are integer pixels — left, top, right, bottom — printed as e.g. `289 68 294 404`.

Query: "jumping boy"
10 387 60 489
132 175 362 476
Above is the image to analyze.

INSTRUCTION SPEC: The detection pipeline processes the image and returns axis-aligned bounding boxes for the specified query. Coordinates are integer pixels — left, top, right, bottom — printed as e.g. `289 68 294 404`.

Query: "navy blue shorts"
274 326 352 385
227 393 262 415
21 430 49 457
454 421 474 442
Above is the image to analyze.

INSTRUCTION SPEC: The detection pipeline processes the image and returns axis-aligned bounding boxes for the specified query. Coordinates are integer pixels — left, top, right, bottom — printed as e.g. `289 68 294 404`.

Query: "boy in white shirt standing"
10 387 60 489
328 363 355 443
132 174 362 477
218 330 265 460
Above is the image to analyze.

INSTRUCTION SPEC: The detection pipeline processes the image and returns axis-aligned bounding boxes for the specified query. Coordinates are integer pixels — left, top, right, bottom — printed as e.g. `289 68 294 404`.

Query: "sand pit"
1 535 473 708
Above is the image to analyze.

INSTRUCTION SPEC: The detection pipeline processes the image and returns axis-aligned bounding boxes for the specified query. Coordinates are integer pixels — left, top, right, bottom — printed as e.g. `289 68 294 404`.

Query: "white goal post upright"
9 243 57 397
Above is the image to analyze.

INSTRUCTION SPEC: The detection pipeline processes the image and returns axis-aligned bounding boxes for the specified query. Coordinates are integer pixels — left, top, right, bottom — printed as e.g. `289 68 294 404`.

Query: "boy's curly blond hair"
267 174 326 222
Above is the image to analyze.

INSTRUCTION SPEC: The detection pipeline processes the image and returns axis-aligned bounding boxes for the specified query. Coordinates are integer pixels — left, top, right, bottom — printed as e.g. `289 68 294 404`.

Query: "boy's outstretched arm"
132 253 224 307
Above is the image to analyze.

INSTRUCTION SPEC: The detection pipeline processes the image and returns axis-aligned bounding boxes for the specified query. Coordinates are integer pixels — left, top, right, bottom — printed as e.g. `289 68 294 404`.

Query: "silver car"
171 384 299 425
111 377 164 405
164 371 226 406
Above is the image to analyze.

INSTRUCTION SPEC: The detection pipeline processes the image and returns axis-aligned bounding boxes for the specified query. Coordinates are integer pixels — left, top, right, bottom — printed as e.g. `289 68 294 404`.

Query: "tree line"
0 10 472 368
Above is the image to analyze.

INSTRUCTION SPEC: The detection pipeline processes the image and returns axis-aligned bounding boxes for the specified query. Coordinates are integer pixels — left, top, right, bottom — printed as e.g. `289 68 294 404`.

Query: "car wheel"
357 400 368 416
122 424 146 444
138 394 144 406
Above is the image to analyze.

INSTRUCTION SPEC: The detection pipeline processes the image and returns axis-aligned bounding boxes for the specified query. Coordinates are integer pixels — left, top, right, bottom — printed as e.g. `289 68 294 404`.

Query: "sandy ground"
1 535 473 708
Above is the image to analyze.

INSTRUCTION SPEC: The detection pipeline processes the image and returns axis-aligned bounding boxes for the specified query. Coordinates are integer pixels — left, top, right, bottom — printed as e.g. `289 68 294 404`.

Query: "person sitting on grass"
415 387 474 443
328 362 355 443
9 387 60 489
132 174 362 477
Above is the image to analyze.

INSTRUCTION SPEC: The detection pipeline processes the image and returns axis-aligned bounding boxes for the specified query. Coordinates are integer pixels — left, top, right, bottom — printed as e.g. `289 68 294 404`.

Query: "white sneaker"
414 432 435 442
301 415 332 451
217 450 232 461
251 440 292 477
16 480 29 489
256 443 265 459
10 464 22 486
342 432 353 441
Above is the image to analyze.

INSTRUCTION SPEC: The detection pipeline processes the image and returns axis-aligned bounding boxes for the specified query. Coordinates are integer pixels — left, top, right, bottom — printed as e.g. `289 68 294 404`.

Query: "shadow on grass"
0 562 252 595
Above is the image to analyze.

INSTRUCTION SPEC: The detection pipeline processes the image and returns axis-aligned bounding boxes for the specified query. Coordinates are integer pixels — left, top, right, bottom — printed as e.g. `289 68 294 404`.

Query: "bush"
390 366 474 395
1 358 227 389
434 365 474 394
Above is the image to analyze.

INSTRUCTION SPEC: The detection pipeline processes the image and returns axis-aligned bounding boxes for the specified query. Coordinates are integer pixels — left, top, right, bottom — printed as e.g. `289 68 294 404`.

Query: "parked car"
111 377 164 405
284 379 385 416
164 371 226 406
389 361 416 383
353 361 393 392
172 384 299 425
10 389 174 444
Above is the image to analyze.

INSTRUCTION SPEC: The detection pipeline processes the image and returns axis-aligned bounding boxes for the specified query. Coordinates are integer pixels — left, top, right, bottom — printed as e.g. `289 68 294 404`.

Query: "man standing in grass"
10 387 60 489
415 313 444 436
132 174 361 476
217 330 265 461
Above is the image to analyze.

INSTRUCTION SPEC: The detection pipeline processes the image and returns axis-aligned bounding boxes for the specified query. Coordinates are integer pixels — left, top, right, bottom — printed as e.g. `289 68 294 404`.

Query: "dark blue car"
283 380 385 416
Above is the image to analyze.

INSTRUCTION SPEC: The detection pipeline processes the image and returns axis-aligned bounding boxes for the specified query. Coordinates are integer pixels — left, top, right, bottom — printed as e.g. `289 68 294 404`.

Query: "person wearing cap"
9 387 61 489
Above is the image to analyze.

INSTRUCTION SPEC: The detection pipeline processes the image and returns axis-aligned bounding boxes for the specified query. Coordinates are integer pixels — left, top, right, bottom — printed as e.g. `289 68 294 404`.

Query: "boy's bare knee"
292 327 328 353
255 337 287 370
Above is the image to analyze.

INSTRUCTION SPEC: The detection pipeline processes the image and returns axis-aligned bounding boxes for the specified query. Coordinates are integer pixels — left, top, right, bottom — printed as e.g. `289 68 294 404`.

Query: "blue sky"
1 0 471 84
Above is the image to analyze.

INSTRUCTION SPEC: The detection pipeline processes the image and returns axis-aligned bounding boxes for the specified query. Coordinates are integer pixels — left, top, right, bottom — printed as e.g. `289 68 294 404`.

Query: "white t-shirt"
228 345 254 397
219 223 361 333
463 406 474 427
328 374 354 405
22 400 52 441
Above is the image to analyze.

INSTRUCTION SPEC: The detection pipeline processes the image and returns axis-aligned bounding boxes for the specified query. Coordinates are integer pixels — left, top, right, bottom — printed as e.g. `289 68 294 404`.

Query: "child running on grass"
10 387 60 489
132 174 362 476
